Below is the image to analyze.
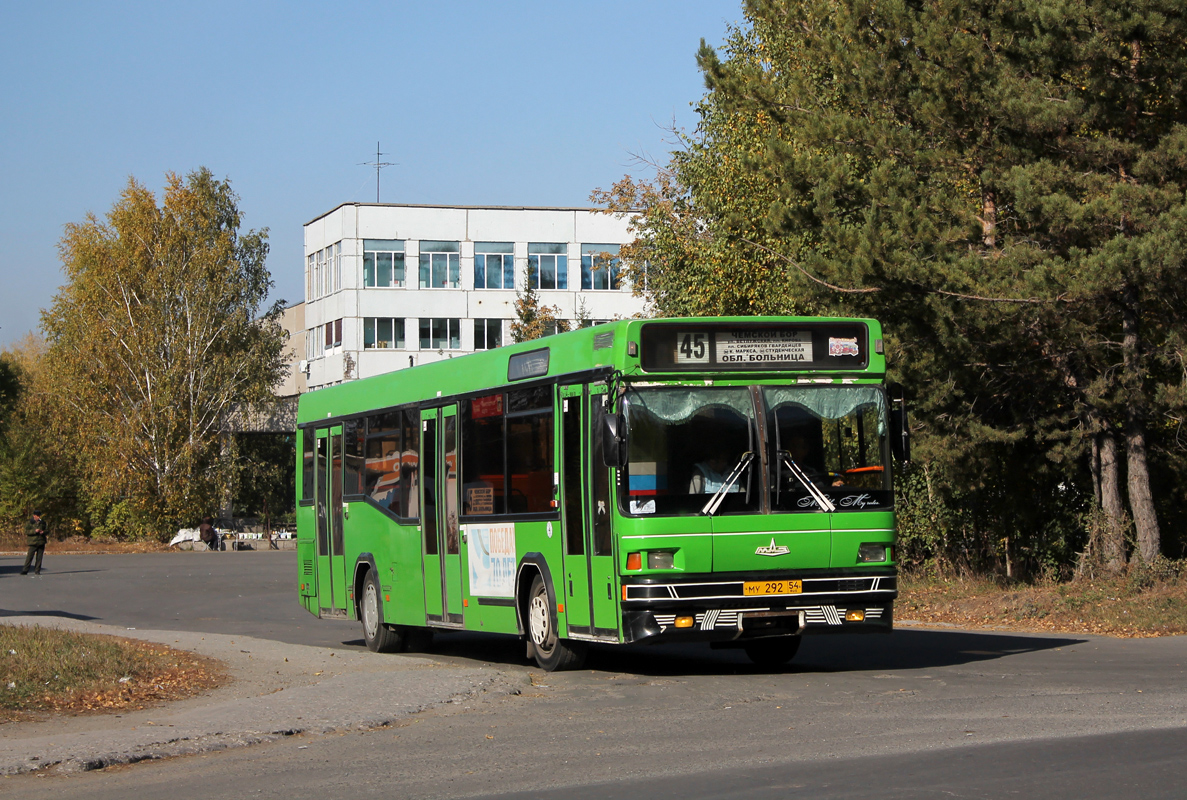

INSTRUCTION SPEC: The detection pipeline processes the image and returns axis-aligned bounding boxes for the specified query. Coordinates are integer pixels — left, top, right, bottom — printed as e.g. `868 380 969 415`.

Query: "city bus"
296 317 908 670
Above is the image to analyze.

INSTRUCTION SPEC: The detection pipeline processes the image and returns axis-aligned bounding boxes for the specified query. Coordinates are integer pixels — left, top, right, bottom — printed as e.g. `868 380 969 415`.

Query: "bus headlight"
857 543 888 563
647 551 675 569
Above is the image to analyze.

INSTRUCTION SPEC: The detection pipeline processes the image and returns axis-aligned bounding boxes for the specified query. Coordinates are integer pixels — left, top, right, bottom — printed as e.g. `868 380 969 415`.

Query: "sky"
0 1 742 349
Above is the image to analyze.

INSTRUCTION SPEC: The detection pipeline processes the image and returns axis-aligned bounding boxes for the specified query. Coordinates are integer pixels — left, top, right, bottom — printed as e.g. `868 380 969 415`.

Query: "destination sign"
716 330 812 364
641 321 869 372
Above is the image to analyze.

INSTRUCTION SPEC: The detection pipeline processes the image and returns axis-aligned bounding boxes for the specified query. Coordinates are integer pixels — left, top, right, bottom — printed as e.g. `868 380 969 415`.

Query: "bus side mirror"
888 383 910 462
601 411 627 468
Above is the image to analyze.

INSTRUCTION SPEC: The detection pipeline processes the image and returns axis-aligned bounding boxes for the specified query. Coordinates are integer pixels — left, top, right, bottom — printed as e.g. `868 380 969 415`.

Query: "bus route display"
639 321 869 372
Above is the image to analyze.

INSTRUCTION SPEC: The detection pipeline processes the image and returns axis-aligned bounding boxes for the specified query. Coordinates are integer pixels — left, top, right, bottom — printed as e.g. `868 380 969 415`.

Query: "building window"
528 243 567 290
474 242 514 289
363 239 405 288
324 318 342 350
581 244 621 290
307 326 320 359
579 319 611 328
419 241 461 289
363 317 405 349
306 254 315 300
420 318 461 349
332 242 341 291
540 320 569 338
474 319 503 350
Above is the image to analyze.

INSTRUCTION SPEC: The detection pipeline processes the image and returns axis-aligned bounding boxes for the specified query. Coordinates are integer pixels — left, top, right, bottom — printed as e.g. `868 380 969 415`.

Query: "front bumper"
620 569 897 644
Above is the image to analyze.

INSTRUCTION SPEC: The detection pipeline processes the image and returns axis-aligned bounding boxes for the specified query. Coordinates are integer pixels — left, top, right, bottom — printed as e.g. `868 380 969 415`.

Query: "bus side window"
590 399 612 555
403 409 420 520
507 387 554 514
364 410 402 516
461 394 506 515
301 430 314 502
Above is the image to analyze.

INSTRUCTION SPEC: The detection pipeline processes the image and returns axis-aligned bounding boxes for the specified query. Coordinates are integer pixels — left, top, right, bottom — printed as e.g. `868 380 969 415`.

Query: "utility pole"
359 142 396 203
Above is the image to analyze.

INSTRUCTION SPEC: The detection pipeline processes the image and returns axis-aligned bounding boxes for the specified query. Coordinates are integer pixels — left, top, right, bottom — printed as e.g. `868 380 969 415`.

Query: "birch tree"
42 168 287 537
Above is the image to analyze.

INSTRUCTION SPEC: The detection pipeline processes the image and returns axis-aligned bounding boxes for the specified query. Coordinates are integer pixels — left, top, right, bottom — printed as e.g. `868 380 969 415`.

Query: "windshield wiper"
779 450 836 512
701 452 754 516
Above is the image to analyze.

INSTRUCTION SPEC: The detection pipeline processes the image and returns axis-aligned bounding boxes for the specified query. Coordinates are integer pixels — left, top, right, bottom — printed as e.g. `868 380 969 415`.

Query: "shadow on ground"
391 627 1084 677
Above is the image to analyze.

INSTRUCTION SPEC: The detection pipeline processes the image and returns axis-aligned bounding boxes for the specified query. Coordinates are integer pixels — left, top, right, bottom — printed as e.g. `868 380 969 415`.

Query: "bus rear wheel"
744 635 801 668
526 575 586 671
361 569 404 653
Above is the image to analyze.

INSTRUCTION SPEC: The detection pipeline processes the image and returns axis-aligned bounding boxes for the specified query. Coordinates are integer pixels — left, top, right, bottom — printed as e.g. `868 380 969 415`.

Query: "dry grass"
0 625 225 722
900 568 1187 638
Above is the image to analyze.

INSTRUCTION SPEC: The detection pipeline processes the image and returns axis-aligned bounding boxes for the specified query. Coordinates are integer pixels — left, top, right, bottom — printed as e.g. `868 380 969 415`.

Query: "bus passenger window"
402 410 420 519
507 387 553 514
364 410 403 516
461 394 506 515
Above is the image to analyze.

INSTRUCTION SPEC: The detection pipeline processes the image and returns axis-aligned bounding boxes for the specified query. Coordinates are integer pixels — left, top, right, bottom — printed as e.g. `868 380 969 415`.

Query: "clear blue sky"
0 1 742 348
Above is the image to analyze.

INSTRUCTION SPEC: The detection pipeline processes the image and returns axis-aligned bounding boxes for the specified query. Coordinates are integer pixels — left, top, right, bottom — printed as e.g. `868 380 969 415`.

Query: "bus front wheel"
361 569 404 653
744 635 801 668
526 575 586 671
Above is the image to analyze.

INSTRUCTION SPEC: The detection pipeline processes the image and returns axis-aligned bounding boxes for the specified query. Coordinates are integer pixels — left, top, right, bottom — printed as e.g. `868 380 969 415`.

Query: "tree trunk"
1121 285 1161 562
1126 419 1161 562
1090 434 1101 507
1098 431 1127 572
981 189 997 248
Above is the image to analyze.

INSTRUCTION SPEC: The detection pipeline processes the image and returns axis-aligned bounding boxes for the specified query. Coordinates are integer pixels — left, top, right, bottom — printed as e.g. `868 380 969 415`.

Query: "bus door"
559 385 592 634
421 406 464 626
315 425 348 617
440 405 464 624
587 387 620 638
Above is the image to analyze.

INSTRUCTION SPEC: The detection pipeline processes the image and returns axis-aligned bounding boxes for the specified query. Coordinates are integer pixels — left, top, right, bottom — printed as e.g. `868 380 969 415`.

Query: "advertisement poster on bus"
466 523 516 598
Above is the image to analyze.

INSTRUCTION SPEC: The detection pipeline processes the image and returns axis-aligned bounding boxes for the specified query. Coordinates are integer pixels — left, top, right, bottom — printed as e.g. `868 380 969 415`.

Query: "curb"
0 616 525 775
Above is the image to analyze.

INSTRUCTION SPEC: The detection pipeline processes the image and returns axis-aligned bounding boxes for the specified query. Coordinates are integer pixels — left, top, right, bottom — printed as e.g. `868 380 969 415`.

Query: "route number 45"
676 332 710 364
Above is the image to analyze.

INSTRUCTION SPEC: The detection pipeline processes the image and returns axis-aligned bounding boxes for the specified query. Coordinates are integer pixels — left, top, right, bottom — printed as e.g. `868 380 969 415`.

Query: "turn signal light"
626 552 642 571
845 610 866 622
675 616 694 628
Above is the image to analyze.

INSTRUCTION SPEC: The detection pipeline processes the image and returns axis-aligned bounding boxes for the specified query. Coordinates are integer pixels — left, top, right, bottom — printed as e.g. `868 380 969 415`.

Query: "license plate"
743 579 802 596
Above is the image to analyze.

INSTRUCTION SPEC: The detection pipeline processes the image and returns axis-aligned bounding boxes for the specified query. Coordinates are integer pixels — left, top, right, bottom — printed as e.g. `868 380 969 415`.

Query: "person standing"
21 510 47 576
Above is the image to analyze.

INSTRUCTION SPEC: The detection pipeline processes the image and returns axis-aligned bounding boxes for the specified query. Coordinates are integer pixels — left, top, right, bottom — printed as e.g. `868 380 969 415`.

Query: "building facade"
301 203 643 390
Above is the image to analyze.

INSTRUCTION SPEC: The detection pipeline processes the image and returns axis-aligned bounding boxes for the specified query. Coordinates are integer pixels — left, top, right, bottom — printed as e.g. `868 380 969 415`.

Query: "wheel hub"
529 594 551 648
363 583 379 639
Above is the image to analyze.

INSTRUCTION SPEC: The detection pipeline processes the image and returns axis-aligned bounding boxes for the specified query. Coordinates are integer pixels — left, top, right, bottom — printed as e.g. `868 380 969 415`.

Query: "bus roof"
296 316 885 426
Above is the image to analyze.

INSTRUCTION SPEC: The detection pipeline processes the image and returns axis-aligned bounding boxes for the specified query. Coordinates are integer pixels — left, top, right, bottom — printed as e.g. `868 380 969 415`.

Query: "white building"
301 203 643 390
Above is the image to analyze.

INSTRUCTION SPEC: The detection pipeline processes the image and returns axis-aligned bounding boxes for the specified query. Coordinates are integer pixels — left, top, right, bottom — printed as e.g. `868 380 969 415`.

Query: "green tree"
42 168 288 538
0 336 83 532
602 0 1187 571
511 264 569 342
232 433 296 533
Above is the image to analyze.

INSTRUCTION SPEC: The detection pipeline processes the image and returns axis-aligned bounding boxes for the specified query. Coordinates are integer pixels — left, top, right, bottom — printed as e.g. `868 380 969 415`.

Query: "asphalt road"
3 551 1187 799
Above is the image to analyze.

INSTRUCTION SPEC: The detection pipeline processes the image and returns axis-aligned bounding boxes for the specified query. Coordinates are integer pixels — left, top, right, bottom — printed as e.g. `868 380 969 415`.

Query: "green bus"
296 316 908 670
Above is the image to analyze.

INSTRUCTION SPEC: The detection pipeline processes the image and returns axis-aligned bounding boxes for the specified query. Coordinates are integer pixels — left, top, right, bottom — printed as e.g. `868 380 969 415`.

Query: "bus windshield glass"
765 386 891 511
622 387 760 516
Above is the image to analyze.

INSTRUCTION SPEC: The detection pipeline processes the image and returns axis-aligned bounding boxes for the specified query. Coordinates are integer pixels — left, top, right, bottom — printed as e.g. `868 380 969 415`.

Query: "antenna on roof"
359 142 397 203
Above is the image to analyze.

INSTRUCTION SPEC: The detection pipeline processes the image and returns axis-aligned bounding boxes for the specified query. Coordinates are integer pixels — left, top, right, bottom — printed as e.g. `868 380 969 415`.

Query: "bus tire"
526 574 586 671
744 635 801 668
361 569 403 653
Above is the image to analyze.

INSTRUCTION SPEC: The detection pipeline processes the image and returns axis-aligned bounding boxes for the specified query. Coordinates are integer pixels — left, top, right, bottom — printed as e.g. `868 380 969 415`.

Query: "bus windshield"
765 386 891 512
621 385 892 517
622 387 761 516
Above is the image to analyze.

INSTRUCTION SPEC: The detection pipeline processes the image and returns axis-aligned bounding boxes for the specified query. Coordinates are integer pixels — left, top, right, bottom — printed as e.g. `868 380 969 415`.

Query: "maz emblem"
755 538 790 557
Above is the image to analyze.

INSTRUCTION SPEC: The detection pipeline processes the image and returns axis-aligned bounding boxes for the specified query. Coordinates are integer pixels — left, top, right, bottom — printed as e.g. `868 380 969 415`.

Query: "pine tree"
603 0 1187 569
